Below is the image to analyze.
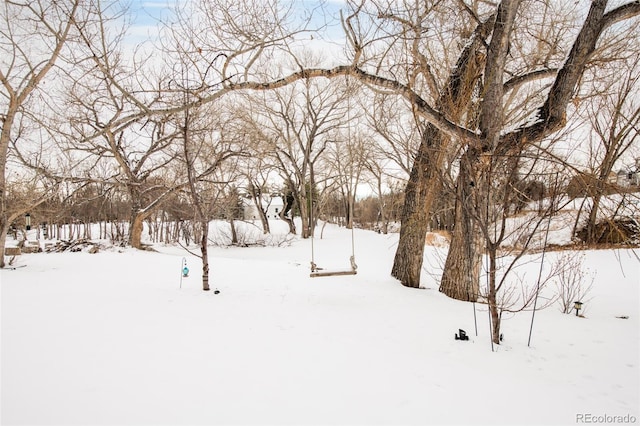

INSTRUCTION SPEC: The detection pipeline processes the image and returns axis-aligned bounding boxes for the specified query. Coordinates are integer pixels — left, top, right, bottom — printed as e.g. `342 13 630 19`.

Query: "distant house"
242 195 284 220
616 169 639 188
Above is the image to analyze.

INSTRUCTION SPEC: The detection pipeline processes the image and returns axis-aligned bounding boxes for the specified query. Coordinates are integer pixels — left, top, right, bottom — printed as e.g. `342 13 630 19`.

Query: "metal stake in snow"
528 174 557 347
180 257 189 289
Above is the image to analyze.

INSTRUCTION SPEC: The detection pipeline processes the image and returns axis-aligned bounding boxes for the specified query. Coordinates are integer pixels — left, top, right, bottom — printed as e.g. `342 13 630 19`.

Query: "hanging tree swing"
309 195 358 278
309 76 358 278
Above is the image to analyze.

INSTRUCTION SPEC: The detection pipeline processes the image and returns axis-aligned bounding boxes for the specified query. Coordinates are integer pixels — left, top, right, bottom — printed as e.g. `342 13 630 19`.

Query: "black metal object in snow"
455 329 469 341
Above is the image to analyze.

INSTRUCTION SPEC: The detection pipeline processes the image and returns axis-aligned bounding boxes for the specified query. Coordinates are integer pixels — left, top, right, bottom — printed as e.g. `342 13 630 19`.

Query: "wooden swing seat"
309 257 357 278
310 269 357 278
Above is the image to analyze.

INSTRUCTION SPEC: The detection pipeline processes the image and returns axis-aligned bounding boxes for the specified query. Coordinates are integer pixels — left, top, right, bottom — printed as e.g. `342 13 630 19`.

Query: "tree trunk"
391 125 444 288
229 218 238 245
487 248 501 345
200 220 210 291
279 208 296 234
439 150 482 301
280 191 296 234
0 217 8 268
249 183 270 234
0 110 15 269
129 211 148 249
585 189 603 243
258 205 270 234
300 193 311 239
128 185 145 249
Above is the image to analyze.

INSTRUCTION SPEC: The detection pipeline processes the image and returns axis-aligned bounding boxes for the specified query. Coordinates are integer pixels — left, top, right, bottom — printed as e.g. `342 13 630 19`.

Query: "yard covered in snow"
1 220 639 425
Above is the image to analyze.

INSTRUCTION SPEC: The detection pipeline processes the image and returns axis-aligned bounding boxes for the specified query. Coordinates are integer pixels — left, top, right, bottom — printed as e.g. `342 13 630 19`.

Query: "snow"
1 220 639 425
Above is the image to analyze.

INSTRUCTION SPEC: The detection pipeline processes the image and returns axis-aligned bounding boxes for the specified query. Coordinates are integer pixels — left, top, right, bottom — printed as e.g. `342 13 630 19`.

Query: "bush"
576 217 639 244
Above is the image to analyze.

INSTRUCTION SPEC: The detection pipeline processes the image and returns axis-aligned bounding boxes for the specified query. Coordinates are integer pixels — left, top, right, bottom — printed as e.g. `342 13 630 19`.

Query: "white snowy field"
1 220 639 425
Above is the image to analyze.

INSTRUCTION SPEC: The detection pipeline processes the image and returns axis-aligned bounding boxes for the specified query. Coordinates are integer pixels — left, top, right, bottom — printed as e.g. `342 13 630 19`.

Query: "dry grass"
425 230 451 247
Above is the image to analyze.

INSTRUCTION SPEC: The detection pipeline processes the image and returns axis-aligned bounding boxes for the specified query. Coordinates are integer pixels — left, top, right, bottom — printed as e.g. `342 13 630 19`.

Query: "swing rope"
309 194 357 275
348 184 357 271
309 75 357 276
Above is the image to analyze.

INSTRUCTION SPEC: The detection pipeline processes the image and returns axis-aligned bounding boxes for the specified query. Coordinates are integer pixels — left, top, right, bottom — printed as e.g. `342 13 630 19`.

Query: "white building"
242 195 285 220
616 169 639 188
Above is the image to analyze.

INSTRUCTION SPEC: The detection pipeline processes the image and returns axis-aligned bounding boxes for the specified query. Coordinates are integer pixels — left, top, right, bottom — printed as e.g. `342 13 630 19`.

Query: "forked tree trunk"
440 0 623 309
390 17 494 288
248 183 271 234
279 209 296 234
441 0 518 303
129 211 151 249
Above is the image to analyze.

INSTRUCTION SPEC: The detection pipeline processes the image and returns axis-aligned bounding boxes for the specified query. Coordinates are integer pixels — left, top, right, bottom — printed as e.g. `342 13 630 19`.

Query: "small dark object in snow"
7 264 27 270
500 333 504 342
616 316 629 319
455 329 469 341
214 290 220 294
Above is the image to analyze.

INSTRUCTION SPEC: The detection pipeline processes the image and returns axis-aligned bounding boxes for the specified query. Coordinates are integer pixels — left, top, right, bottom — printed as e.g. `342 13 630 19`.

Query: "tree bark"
200 220 211 291
487 249 501 344
391 125 444 287
439 149 483 301
128 186 147 249
229 218 238 245
129 211 152 249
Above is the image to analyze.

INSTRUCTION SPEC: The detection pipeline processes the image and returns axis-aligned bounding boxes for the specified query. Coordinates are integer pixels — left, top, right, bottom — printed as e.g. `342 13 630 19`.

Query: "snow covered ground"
1 220 639 425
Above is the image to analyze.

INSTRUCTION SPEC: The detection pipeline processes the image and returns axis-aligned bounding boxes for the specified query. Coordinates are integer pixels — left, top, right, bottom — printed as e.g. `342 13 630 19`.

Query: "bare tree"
0 0 84 267
60 0 204 250
235 112 282 234
362 154 394 234
580 54 640 243
66 88 182 249
323 101 372 230
244 173 275 235
245 76 349 238
180 102 243 291
473 154 569 343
